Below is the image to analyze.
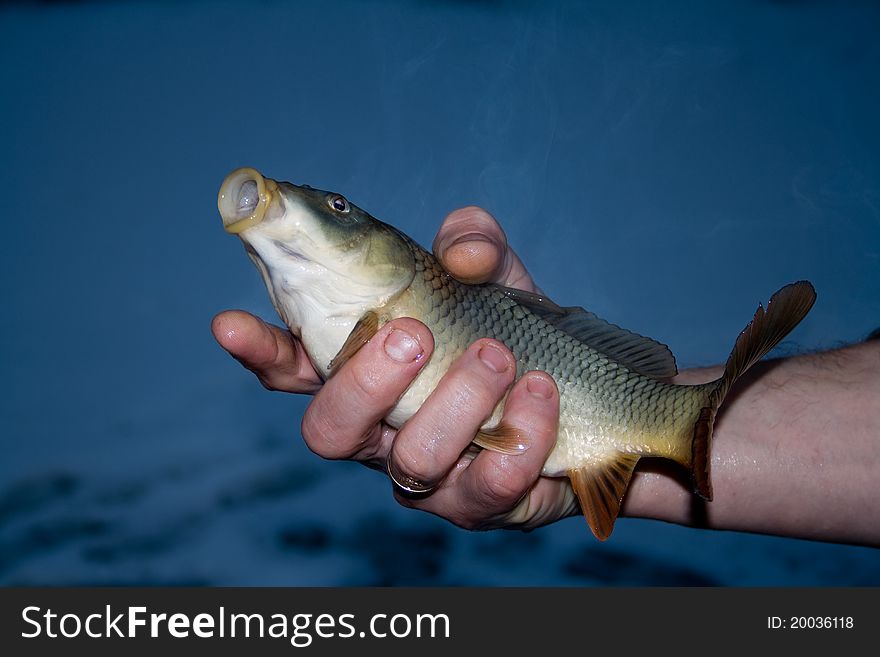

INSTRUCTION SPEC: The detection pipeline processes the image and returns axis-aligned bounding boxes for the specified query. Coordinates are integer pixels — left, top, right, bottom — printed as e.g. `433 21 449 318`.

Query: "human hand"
212 207 577 530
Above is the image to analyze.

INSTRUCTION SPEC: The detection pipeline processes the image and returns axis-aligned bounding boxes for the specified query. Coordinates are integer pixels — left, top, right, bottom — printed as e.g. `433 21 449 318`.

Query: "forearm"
622 340 880 546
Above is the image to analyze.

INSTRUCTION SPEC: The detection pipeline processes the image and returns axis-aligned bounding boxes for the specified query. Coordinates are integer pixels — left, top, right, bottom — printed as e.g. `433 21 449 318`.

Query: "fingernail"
384 329 423 363
478 343 510 373
526 375 554 399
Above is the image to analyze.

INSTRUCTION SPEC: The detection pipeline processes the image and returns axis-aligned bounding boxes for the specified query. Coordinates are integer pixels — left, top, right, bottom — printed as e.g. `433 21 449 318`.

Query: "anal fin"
568 453 640 541
473 424 527 455
328 311 379 377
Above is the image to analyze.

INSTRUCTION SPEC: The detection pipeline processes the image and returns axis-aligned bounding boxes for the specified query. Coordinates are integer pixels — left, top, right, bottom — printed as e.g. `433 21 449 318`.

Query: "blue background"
1 0 878 585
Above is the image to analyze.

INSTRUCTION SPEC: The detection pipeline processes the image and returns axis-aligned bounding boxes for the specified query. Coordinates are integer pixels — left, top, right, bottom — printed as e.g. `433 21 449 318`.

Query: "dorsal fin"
498 286 678 379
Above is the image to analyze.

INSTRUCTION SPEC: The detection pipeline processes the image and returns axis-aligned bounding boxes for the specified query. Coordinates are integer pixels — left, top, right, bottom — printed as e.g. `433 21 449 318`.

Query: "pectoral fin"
473 424 527 455
568 453 640 541
328 311 379 377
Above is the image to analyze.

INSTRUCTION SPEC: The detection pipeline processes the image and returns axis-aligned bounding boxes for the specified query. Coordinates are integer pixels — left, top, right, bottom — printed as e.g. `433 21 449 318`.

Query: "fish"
217 166 817 540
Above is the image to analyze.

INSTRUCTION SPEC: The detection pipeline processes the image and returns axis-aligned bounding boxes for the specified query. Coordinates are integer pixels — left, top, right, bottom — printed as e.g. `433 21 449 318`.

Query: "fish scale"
217 167 816 540
386 239 708 477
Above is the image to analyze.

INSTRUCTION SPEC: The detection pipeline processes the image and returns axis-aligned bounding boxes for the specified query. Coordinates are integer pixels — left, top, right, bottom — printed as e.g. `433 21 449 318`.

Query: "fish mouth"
218 167 279 234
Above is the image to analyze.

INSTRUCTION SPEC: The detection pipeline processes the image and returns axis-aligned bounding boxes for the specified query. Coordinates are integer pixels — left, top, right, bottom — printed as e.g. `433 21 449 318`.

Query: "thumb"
432 206 539 292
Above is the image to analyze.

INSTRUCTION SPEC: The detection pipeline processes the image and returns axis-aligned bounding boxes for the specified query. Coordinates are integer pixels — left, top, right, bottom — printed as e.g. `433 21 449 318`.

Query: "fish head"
218 167 416 375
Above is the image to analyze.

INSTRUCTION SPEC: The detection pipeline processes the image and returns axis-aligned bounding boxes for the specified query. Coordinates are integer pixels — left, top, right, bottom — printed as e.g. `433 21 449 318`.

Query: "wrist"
620 342 880 546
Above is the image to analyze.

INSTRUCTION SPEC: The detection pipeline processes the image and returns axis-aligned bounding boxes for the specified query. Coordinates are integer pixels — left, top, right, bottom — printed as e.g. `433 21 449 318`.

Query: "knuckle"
475 460 525 508
301 406 354 459
347 361 385 401
391 439 438 485
442 381 494 423
299 409 334 457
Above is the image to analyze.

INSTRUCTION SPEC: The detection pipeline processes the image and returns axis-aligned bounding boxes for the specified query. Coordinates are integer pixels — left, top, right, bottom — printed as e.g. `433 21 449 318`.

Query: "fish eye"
328 195 350 213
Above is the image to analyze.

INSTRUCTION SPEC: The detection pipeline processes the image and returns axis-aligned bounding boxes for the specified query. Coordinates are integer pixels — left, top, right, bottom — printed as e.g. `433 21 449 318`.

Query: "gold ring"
387 461 436 495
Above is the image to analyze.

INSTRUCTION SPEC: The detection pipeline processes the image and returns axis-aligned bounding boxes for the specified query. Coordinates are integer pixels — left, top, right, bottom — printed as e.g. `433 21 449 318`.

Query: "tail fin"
691 281 817 500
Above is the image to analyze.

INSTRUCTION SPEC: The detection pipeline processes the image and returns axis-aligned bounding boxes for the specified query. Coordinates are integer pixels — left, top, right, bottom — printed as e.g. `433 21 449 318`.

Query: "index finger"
432 206 540 292
211 310 323 394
